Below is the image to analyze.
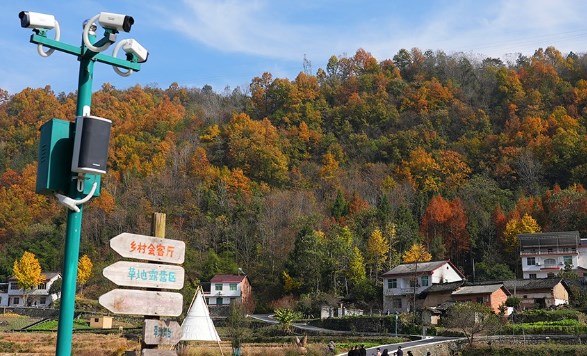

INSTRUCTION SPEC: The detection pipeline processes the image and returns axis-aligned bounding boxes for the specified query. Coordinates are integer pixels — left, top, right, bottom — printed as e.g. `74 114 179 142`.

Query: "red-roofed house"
204 274 253 312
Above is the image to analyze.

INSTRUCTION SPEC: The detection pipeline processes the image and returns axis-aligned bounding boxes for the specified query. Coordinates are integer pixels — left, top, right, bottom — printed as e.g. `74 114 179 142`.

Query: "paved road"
338 336 462 356
250 314 462 355
250 314 340 333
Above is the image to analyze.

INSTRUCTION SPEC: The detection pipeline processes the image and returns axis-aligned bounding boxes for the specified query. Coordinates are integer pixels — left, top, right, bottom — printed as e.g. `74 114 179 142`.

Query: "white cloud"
166 0 323 60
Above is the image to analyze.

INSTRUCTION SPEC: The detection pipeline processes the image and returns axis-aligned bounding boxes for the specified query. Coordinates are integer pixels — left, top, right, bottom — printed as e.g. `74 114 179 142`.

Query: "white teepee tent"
181 286 221 342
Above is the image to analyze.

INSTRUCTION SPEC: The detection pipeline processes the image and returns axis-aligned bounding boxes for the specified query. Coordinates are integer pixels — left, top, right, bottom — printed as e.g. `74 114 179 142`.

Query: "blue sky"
2 0 587 95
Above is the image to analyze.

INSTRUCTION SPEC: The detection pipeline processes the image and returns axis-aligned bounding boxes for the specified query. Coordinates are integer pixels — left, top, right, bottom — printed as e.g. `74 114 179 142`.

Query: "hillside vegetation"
2 46 587 311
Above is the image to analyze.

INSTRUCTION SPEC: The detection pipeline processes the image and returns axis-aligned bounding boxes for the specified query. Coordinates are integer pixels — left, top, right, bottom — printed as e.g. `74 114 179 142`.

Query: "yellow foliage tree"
347 246 367 285
402 243 432 264
282 271 300 294
365 228 389 281
13 251 44 306
503 213 541 252
77 255 93 296
402 243 432 318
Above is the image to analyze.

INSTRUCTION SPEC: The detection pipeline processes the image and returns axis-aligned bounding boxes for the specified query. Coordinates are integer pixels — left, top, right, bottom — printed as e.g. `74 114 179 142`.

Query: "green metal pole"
55 35 95 356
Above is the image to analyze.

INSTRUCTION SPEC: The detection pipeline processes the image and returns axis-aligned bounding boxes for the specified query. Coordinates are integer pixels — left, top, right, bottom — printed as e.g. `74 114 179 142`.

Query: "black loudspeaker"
71 115 112 175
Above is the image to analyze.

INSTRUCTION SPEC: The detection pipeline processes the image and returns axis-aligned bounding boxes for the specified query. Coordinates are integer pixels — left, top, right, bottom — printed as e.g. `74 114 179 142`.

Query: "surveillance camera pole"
23 18 142 356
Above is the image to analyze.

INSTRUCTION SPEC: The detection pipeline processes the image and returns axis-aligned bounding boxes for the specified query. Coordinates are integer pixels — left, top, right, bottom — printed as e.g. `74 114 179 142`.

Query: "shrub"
515 309 585 323
463 344 587 355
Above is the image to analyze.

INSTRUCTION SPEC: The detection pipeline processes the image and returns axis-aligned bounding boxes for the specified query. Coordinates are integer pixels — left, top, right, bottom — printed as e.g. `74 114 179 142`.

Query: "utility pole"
19 10 147 355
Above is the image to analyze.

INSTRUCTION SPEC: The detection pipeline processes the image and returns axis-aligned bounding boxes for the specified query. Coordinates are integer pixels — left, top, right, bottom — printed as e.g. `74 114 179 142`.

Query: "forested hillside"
2 46 587 311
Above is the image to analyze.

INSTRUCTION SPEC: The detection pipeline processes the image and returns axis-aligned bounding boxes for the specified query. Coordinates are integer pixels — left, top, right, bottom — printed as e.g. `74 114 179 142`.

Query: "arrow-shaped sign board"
103 261 185 290
110 233 185 264
142 350 177 356
143 319 183 345
99 289 183 316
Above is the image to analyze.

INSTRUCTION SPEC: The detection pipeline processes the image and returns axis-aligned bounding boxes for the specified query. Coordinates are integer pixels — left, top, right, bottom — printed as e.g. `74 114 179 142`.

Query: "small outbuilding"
89 316 112 329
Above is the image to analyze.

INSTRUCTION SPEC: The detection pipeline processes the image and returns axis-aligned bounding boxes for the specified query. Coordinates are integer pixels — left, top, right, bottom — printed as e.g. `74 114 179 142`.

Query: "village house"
420 280 464 309
0 272 61 307
519 231 587 279
503 278 570 309
451 283 510 314
382 260 465 313
203 274 253 313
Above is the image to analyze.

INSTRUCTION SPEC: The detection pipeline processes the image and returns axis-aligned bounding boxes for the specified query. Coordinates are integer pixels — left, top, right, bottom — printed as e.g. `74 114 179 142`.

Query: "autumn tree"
502 213 541 253
77 255 93 296
402 243 432 317
420 195 470 264
222 113 289 186
365 227 389 282
13 251 44 306
402 243 432 264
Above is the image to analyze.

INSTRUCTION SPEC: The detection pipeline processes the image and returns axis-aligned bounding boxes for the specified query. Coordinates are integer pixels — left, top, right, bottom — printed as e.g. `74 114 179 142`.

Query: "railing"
520 249 577 255
383 287 427 296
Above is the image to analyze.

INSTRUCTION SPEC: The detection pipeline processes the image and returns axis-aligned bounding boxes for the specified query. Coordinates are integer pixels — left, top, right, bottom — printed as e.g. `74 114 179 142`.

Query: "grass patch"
27 319 92 331
0 314 42 331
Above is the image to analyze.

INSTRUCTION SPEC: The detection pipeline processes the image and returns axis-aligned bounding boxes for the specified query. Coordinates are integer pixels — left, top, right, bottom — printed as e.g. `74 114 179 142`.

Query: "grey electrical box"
71 115 112 175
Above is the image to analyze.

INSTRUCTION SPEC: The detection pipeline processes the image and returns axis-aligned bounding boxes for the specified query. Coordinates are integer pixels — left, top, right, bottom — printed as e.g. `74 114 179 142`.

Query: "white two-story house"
519 231 587 279
204 274 253 312
382 260 464 313
0 272 61 307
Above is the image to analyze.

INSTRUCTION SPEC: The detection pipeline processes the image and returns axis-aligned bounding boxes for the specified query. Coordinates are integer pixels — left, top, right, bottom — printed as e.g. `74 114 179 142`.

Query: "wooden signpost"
141 350 178 356
102 217 188 355
103 261 185 290
110 232 185 264
99 289 183 316
143 319 183 345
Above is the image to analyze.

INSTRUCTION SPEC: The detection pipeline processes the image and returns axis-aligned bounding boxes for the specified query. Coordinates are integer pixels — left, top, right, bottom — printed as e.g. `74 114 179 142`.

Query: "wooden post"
143 212 166 353
152 212 166 239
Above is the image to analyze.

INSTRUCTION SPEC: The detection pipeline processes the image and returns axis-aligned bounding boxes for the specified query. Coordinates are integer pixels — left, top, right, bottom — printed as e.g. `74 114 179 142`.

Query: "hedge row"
499 323 587 335
515 309 586 323
463 344 587 355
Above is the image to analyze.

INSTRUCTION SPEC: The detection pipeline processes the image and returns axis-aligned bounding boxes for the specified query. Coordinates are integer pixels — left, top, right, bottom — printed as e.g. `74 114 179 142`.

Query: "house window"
409 279 419 288
393 298 402 308
547 272 555 278
529 274 537 279
215 283 223 291
476 296 489 303
37 283 47 290
387 279 397 289
229 283 237 291
40 296 46 305
527 257 535 265
563 256 573 266
9 282 18 290
544 258 556 266
421 275 429 287
13 297 19 305
216 297 223 305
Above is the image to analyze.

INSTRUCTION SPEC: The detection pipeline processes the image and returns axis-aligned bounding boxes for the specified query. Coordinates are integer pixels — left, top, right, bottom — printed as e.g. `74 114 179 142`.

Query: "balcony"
520 249 577 256
384 286 428 296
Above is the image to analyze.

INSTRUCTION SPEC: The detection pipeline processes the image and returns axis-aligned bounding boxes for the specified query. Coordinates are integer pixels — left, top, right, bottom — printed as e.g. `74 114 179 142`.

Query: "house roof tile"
382 260 464 277
452 284 506 295
210 274 246 283
503 278 566 292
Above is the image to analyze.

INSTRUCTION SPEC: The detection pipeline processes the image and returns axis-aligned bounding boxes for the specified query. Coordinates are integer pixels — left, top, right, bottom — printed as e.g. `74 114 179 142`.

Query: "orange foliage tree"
420 195 470 264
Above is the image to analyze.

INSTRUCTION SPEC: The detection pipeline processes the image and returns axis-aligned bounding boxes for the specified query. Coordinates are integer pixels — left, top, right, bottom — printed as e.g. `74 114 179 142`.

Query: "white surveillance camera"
122 39 148 62
98 12 134 32
19 11 56 29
